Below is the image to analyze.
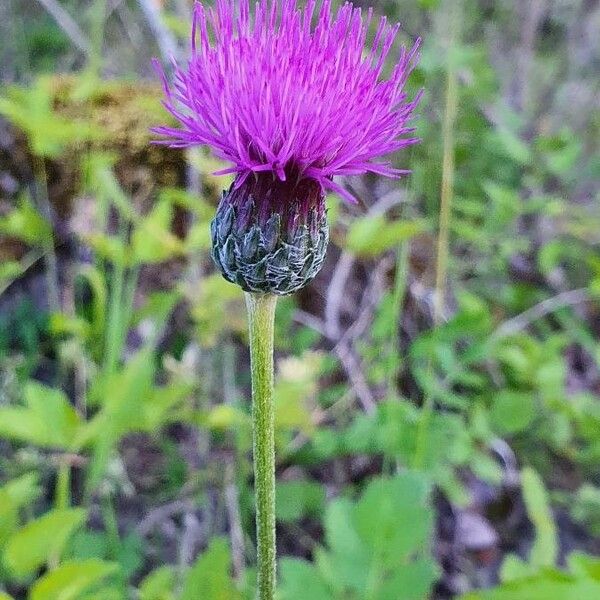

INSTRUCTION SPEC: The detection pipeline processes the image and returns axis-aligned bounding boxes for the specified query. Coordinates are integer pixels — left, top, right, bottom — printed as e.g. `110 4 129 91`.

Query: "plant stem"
87 0 107 79
433 0 460 325
32 154 60 313
55 459 71 510
387 239 410 397
245 292 278 600
413 0 461 469
103 258 125 376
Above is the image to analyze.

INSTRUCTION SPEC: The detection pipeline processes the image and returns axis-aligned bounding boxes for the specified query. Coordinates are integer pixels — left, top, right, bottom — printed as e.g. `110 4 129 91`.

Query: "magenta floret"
154 0 421 202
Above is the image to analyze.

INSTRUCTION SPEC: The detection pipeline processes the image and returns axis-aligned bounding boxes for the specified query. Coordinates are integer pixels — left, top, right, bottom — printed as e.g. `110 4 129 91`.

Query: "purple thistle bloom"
153 0 422 204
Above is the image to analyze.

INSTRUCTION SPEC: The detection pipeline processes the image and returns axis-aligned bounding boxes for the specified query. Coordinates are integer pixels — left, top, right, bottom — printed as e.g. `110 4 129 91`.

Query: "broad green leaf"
570 485 600 537
83 349 156 490
24 382 81 448
353 473 433 565
0 474 41 547
471 451 504 485
276 480 325 523
159 188 213 220
84 156 136 221
567 552 600 582
180 537 239 600
190 274 244 347
82 234 129 267
316 473 436 599
345 215 427 256
131 200 184 264
495 127 532 165
138 566 175 600
0 383 81 449
483 182 522 226
0 81 101 157
521 467 557 568
184 221 211 252
0 195 52 246
0 492 18 549
114 532 144 579
536 130 582 176
1 473 41 508
461 570 600 600
500 554 537 583
143 383 193 432
323 498 370 592
279 558 332 600
375 557 438 600
78 589 123 600
490 390 535 434
4 508 86 578
68 531 108 561
29 559 118 600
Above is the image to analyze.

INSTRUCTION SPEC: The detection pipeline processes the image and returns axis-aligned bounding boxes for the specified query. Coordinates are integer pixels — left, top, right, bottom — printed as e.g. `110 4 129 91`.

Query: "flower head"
154 0 421 203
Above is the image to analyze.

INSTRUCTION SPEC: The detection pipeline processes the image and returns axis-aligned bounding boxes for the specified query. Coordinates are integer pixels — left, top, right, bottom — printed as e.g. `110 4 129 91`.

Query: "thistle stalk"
245 292 278 599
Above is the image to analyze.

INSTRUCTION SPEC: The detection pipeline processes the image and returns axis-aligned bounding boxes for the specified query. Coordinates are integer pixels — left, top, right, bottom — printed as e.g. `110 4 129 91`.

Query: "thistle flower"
154 0 421 294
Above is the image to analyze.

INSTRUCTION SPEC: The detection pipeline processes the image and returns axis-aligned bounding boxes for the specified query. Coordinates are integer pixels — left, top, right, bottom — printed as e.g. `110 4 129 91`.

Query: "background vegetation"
1 0 600 598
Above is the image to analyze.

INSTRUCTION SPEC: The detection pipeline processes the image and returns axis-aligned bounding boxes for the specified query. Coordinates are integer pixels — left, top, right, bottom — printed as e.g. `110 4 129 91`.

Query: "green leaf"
4 508 86 578
138 566 175 600
143 383 193 432
29 559 118 600
82 234 129 267
76 266 107 342
0 81 102 157
567 552 600 582
376 557 438 600
279 558 332 600
1 473 41 508
471 451 504 485
490 390 535 434
114 532 144 579
0 195 52 246
78 588 123 600
83 349 156 490
317 473 436 599
495 128 532 165
500 554 537 583
483 182 522 226
0 492 18 549
131 200 184 264
276 480 325 523
521 467 558 568
353 473 432 559
323 498 370 592
461 570 600 600
0 382 81 449
0 473 41 548
180 537 239 600
345 215 427 256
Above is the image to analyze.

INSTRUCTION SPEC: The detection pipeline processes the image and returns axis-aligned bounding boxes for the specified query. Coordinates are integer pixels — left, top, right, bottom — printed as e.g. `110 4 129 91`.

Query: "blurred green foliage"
1 0 600 599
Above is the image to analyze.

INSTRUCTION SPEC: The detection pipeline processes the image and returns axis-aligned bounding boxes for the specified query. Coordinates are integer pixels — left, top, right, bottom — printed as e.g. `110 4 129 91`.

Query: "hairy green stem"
245 292 278 600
